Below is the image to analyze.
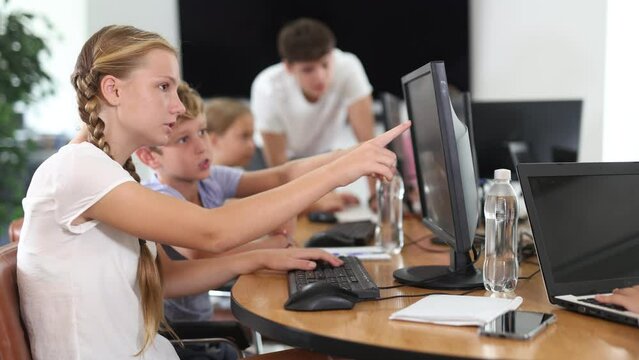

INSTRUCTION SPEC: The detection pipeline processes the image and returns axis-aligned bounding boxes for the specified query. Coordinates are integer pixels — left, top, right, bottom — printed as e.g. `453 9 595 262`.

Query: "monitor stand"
393 249 484 290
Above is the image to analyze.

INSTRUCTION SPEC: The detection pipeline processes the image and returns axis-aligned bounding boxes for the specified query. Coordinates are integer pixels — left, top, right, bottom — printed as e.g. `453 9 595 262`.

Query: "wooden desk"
232 216 639 359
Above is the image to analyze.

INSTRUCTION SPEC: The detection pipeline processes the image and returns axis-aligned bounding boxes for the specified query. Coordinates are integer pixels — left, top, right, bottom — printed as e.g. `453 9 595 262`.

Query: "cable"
368 288 477 302
378 284 406 290
518 269 540 280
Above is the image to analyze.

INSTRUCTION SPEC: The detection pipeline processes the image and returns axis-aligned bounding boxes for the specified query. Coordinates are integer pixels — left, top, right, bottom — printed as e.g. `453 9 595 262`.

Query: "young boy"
136 82 364 321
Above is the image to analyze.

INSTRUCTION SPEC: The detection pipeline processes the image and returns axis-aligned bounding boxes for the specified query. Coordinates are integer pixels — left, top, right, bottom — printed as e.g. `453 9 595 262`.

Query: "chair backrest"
8 218 24 243
0 243 32 359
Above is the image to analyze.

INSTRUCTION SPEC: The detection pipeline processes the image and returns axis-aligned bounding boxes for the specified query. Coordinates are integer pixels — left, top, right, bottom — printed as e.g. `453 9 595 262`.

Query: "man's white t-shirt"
251 48 373 159
17 143 177 359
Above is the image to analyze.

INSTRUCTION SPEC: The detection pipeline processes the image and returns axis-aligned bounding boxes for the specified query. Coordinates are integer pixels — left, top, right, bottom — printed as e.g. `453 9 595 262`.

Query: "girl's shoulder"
34 142 128 184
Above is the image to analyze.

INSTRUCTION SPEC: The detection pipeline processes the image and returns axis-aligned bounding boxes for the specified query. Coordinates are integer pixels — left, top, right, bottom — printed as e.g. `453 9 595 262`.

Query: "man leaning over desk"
250 18 377 211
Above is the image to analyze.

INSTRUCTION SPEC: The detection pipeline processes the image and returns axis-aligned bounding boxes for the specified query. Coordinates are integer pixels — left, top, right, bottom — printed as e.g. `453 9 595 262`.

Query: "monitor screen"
518 162 639 296
394 61 483 290
380 92 417 191
178 0 469 98
472 100 582 179
404 76 455 239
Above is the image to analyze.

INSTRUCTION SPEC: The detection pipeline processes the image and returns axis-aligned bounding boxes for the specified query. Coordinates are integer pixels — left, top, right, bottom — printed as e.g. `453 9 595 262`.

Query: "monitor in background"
472 100 582 180
393 61 483 290
452 92 480 188
380 92 417 191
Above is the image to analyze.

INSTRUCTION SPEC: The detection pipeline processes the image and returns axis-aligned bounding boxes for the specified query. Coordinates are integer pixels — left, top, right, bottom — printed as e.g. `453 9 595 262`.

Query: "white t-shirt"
17 143 177 360
251 48 373 159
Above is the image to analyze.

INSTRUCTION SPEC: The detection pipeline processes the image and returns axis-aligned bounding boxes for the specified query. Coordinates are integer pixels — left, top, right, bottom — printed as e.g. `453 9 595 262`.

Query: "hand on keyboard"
595 285 639 314
286 256 380 311
258 248 343 272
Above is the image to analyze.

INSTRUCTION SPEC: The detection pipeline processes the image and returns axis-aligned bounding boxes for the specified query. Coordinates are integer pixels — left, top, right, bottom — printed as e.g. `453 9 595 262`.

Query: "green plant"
0 1 54 239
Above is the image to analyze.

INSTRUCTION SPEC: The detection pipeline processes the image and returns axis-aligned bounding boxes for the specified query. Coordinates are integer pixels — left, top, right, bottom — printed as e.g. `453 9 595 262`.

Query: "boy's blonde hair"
205 98 252 135
148 82 203 155
70 25 176 355
177 82 204 122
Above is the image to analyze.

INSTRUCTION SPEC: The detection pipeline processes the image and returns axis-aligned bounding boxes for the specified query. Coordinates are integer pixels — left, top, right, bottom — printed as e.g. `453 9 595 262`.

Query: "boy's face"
210 112 255 167
285 51 334 102
153 114 212 182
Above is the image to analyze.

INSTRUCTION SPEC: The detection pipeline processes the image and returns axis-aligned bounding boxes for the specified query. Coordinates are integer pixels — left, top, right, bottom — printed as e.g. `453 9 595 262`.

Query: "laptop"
518 162 639 327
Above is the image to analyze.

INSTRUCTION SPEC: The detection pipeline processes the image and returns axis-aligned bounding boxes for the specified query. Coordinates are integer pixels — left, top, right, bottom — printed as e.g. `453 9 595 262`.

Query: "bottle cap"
494 169 511 181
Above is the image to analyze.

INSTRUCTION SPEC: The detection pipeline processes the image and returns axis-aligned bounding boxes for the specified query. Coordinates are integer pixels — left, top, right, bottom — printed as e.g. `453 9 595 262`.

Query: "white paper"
389 294 523 326
335 204 376 223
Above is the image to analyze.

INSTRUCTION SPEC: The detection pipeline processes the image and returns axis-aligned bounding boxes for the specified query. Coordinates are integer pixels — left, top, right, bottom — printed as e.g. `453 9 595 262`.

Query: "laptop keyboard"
287 256 380 299
581 297 627 312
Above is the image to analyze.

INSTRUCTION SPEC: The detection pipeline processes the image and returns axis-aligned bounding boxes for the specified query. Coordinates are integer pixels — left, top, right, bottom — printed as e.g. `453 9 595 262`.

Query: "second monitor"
393 61 484 290
472 100 582 180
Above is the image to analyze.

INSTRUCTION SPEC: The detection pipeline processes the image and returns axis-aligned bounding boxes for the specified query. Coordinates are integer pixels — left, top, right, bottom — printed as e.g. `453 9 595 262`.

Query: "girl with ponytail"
17 25 410 359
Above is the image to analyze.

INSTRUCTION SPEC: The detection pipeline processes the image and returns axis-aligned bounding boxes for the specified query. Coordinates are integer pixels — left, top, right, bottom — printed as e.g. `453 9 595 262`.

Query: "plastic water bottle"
375 175 405 254
483 169 519 293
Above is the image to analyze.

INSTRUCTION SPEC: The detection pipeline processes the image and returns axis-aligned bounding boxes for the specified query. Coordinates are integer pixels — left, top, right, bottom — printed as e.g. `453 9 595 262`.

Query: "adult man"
251 18 376 208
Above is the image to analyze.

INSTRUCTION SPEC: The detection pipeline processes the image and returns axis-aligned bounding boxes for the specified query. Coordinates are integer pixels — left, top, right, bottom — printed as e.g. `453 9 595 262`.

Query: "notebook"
518 162 639 327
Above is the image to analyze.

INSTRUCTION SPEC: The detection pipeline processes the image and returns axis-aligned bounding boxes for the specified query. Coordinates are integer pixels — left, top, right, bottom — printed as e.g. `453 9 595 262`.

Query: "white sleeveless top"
17 143 178 359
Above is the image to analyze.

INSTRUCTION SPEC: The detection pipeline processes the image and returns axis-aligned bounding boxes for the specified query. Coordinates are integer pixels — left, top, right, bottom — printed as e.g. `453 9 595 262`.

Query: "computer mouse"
305 232 355 248
284 282 360 311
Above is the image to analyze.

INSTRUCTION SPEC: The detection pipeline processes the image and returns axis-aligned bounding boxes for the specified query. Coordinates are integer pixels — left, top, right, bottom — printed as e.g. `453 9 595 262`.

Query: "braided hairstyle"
70 25 176 355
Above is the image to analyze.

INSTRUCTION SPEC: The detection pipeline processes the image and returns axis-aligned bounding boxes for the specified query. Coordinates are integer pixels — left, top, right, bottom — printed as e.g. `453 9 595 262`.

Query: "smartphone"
479 310 555 340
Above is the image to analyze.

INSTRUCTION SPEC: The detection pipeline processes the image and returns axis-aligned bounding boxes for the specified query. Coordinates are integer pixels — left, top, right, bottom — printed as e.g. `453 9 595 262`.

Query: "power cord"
518 269 540 280
367 288 478 302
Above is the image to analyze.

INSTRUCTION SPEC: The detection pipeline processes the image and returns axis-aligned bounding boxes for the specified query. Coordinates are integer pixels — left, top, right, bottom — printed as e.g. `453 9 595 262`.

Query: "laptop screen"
519 163 639 297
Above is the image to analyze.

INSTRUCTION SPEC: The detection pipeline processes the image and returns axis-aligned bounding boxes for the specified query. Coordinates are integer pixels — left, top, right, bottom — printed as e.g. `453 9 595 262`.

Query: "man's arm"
261 131 289 167
347 95 377 206
348 95 375 143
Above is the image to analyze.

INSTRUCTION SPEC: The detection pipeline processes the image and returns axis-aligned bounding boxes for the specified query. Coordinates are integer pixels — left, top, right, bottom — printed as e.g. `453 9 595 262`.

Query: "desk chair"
0 242 32 359
0 242 325 360
7 218 23 244
5 221 253 358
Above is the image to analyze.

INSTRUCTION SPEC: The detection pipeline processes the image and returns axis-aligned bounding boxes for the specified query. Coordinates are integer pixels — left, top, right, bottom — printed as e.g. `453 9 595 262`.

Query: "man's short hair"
277 18 335 62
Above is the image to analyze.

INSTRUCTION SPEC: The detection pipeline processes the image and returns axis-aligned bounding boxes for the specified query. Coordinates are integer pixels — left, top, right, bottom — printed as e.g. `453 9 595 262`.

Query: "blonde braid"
123 157 141 182
79 76 168 354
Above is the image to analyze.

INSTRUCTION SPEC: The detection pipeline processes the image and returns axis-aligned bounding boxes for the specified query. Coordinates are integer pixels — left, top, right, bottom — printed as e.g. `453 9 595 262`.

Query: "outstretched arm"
160 246 342 298
83 122 410 254
235 148 346 197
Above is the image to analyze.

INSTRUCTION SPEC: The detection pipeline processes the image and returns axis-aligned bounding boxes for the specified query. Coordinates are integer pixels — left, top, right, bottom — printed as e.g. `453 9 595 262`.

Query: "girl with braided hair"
16 25 409 359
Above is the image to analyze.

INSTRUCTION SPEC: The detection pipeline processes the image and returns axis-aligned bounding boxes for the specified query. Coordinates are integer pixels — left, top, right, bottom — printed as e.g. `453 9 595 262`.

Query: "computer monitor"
472 100 582 180
452 92 480 188
393 61 484 289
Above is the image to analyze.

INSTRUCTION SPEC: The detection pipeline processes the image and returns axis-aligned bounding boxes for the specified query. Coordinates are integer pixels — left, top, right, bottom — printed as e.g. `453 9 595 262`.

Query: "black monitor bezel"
517 162 639 301
402 61 473 253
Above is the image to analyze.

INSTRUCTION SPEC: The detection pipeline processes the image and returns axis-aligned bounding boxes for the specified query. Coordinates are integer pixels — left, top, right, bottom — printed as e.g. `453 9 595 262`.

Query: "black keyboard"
581 297 627 312
328 221 376 243
287 256 380 299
